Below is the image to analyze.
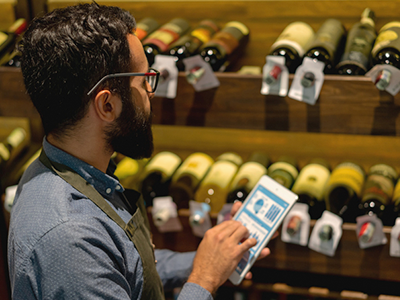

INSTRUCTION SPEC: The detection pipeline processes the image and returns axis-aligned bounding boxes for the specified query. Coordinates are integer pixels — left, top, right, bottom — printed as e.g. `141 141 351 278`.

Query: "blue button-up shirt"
8 138 212 299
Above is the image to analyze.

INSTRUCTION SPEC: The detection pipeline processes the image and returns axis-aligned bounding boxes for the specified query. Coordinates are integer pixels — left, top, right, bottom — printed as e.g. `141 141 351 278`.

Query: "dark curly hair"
21 3 136 137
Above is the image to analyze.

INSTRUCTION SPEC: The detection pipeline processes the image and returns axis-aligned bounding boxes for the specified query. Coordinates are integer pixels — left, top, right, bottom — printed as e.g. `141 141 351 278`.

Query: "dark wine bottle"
371 22 400 90
0 18 27 66
268 156 298 189
292 158 331 219
168 19 220 71
199 21 250 72
226 152 269 203
134 17 159 41
169 152 214 210
336 8 377 75
269 22 315 73
358 164 398 222
142 18 190 66
139 151 181 207
324 162 365 223
304 18 346 74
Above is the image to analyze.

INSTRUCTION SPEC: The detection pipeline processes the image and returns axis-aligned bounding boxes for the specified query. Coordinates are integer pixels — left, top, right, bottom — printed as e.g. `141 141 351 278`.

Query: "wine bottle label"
207 30 240 56
292 164 330 201
0 32 7 45
191 20 220 44
115 157 141 180
0 143 10 161
230 162 267 190
372 22 400 57
307 18 345 60
143 152 181 180
326 162 365 197
225 21 249 36
369 164 398 182
172 152 214 186
361 174 395 205
216 152 243 166
268 162 299 180
7 128 26 149
270 22 315 57
201 160 238 189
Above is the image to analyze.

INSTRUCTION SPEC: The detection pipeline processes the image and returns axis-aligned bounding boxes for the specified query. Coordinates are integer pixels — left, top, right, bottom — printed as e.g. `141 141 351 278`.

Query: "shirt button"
106 188 112 194
116 185 121 191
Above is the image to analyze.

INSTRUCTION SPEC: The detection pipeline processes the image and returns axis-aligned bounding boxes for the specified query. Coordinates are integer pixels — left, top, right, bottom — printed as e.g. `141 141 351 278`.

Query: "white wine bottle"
226 152 269 203
114 156 149 190
139 151 181 207
324 162 365 223
194 152 242 213
268 156 298 189
169 152 214 210
0 127 30 171
292 159 331 219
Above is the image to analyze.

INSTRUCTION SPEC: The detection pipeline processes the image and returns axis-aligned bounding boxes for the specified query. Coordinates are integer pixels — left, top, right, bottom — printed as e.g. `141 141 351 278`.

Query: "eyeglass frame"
86 68 160 96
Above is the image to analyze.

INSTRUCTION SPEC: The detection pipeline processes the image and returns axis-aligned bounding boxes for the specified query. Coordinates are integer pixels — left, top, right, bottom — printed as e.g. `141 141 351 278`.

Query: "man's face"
105 34 154 160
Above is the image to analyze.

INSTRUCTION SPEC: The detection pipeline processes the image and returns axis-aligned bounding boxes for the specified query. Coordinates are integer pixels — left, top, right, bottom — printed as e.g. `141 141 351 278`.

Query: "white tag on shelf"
152 197 183 233
217 203 234 224
4 184 17 213
152 55 179 99
308 210 343 257
189 200 212 238
390 217 400 257
288 57 325 105
281 202 310 246
261 55 289 97
366 64 400 96
182 54 220 92
356 213 387 249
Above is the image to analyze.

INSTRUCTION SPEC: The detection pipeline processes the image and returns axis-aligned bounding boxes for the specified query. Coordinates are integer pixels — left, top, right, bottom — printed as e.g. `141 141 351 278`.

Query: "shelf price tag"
182 55 220 92
217 203 234 224
152 196 183 233
308 210 343 257
281 202 310 246
153 55 179 99
366 64 400 96
261 55 289 97
288 57 325 105
390 217 400 257
189 200 212 237
356 213 387 249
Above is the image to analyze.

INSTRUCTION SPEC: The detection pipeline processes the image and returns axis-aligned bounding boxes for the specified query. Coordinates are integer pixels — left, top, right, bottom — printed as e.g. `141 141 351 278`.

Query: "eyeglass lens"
146 74 157 92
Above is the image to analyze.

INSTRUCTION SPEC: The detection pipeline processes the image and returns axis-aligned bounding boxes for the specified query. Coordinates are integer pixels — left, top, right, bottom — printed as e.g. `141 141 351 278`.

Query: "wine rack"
3 0 400 299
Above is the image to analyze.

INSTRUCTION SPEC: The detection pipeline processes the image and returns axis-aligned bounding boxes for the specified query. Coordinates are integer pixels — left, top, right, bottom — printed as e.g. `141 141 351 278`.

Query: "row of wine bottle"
114 150 400 227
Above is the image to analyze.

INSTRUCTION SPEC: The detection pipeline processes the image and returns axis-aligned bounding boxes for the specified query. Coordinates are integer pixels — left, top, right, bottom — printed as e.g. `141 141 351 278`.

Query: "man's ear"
93 90 120 122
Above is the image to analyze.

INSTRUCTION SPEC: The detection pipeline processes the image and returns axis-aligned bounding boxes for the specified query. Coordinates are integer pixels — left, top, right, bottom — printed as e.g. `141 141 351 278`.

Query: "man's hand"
187 220 257 294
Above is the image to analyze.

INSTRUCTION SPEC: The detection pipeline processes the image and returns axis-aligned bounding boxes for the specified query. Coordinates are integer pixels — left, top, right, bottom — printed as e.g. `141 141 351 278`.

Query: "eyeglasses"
87 68 160 96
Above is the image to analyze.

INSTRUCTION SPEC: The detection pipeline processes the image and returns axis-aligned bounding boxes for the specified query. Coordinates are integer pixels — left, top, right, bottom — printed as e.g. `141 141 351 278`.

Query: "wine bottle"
142 18 190 66
336 8 377 75
0 18 27 66
0 127 29 172
134 17 159 41
194 152 242 213
291 159 331 219
139 151 181 207
390 179 400 224
371 22 400 90
114 156 149 190
304 18 346 74
199 21 250 72
358 164 398 222
269 22 315 73
169 152 214 210
168 19 220 71
226 152 269 203
268 156 299 189
324 162 365 223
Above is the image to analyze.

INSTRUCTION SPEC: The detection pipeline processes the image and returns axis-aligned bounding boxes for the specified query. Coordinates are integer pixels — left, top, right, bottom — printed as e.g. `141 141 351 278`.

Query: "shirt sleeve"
178 282 214 300
13 219 143 300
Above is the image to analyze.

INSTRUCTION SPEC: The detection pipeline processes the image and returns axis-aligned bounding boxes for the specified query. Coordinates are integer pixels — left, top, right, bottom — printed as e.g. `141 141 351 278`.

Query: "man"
8 3 271 299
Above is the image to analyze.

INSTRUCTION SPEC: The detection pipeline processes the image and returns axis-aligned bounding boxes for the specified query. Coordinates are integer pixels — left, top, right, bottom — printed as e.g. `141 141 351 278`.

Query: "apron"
39 150 165 300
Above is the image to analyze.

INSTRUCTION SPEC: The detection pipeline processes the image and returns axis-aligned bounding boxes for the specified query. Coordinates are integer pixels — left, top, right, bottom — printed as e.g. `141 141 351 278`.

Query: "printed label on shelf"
356 213 387 249
281 202 310 246
153 55 179 99
183 55 220 92
366 64 400 96
261 55 289 97
390 217 400 257
189 200 212 237
288 57 325 105
152 196 183 233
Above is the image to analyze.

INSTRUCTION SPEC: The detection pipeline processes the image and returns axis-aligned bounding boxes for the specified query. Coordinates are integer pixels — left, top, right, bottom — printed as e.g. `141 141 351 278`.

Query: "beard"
105 92 154 160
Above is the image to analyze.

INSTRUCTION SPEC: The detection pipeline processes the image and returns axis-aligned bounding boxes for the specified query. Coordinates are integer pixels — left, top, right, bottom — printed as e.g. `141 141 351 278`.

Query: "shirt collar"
42 137 125 199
